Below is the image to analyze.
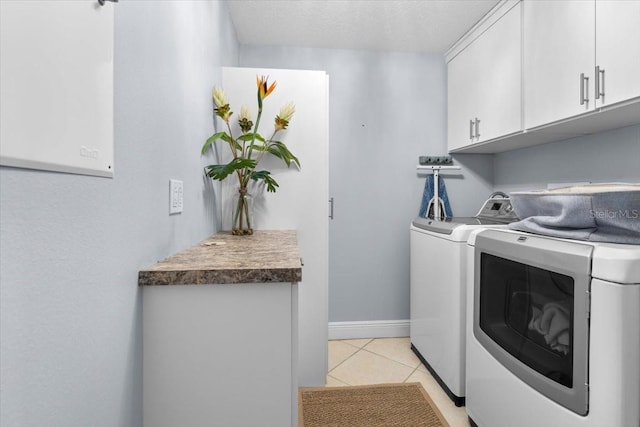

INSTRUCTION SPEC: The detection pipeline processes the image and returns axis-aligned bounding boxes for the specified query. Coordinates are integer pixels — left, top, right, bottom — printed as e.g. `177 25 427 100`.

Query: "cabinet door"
474 2 522 143
524 0 595 129
448 3 522 151
448 42 480 151
595 0 640 107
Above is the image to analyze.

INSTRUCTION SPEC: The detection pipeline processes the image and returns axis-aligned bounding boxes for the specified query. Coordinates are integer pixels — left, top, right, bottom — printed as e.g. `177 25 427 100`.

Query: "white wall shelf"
416 165 462 173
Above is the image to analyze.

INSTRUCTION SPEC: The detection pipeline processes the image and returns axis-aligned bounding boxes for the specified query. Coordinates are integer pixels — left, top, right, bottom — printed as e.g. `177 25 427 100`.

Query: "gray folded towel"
508 184 640 244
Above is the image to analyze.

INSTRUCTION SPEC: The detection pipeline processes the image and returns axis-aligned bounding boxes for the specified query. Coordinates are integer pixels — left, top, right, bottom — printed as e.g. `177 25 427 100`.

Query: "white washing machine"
466 228 640 427
409 194 517 406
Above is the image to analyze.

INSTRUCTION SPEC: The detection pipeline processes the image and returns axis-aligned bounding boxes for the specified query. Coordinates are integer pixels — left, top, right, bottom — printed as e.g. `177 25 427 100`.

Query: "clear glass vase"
232 187 254 235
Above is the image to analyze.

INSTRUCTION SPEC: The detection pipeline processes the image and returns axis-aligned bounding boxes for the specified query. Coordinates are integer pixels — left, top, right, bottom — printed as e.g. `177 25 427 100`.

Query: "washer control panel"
477 198 518 221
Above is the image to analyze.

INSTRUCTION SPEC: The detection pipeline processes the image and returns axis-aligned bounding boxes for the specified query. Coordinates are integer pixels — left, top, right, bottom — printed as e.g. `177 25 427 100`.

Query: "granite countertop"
138 230 302 286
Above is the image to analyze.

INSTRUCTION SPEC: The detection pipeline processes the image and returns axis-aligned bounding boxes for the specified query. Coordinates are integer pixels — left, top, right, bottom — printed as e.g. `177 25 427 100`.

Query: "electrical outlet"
169 179 183 214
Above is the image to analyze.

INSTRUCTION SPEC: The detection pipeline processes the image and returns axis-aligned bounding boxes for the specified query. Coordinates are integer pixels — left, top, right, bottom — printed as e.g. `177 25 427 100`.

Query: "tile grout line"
403 365 420 383
358 346 422 370
326 373 351 386
327 340 370 377
329 339 421 373
328 339 422 386
327 338 381 384
365 348 416 368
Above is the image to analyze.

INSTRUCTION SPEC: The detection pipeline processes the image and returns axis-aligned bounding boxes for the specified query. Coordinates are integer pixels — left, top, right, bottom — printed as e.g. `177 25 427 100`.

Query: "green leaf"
205 158 256 181
237 134 254 142
237 133 266 143
231 139 243 152
250 170 270 180
266 141 301 168
201 131 230 155
250 170 280 192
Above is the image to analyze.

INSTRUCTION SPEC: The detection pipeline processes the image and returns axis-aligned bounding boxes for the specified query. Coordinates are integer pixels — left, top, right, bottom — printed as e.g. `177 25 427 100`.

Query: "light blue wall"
494 125 640 192
0 2 238 425
239 46 493 322
239 45 638 324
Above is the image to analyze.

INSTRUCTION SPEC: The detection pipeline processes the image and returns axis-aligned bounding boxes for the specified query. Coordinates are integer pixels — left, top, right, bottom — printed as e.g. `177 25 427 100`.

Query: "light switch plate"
169 179 183 214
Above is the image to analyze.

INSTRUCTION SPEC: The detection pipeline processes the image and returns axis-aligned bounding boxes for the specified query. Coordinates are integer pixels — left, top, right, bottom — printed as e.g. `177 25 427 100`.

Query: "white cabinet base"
143 283 299 427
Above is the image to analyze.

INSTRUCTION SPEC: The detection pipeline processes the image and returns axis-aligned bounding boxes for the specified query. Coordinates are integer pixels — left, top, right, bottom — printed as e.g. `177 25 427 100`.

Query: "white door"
595 0 640 107
222 67 329 387
524 0 595 129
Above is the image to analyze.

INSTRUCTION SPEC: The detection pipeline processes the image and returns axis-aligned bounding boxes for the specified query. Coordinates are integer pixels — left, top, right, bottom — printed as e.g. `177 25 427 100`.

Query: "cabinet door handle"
469 119 475 140
595 66 605 100
329 197 334 220
475 118 481 140
580 73 589 106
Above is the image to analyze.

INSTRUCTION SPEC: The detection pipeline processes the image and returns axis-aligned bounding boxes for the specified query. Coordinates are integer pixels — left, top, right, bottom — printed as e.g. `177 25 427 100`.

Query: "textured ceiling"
227 0 501 53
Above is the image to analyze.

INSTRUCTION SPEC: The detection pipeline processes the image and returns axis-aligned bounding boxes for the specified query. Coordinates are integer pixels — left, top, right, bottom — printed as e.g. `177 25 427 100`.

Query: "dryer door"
473 230 592 416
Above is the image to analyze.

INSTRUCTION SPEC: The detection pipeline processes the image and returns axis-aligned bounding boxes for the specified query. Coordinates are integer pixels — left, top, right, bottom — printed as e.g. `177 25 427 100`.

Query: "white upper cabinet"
448 32 481 152
524 0 640 130
524 0 595 129
447 2 522 152
595 0 640 107
449 0 640 153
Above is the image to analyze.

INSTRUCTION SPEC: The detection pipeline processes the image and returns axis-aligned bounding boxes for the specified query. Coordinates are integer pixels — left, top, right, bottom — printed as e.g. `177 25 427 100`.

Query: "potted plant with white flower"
201 76 299 235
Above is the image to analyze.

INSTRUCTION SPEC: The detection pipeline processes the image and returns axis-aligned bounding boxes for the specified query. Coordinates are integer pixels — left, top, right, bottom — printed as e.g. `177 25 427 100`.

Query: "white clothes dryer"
410 194 517 406
466 228 640 427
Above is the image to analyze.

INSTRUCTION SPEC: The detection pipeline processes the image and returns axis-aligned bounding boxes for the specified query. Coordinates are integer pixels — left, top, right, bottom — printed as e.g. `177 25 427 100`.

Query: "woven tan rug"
299 382 450 427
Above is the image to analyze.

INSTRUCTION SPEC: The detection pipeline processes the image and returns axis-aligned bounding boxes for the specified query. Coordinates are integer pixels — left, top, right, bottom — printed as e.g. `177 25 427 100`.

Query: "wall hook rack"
416 165 461 221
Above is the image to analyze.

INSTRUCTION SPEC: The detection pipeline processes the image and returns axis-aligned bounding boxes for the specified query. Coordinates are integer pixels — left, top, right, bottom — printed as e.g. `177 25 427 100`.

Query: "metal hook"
98 0 118 6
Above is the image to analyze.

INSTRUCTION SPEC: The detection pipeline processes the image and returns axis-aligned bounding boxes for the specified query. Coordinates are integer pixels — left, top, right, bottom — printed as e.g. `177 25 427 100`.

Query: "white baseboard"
328 319 410 340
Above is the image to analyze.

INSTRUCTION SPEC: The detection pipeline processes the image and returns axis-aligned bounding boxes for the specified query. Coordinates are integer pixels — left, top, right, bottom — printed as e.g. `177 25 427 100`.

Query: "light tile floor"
326 337 471 427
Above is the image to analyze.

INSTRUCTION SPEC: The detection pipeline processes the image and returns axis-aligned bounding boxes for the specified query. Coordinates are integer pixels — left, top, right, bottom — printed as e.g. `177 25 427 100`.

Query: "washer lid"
411 217 512 235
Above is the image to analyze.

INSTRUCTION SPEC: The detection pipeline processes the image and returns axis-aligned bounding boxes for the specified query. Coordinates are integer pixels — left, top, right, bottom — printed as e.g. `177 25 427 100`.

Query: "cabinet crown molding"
445 0 520 63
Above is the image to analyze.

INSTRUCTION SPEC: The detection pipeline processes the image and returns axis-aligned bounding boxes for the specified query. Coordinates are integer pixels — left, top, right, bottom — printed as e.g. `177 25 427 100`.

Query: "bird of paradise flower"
201 75 300 235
